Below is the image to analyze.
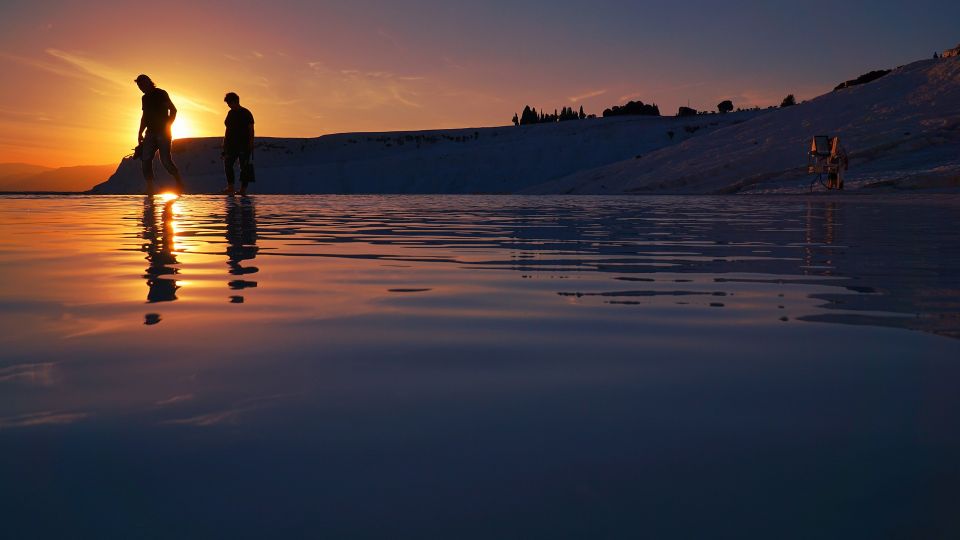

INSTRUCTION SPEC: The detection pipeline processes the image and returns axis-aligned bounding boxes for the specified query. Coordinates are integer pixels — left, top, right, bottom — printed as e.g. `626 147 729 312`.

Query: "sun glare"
171 115 195 140
158 192 179 202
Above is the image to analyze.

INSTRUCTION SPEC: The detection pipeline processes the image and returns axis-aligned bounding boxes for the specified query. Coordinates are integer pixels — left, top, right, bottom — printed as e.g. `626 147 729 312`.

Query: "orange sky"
1 1 957 167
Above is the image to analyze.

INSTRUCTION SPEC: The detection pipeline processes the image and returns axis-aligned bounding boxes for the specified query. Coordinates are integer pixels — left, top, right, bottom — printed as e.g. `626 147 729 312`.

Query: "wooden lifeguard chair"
808 135 848 191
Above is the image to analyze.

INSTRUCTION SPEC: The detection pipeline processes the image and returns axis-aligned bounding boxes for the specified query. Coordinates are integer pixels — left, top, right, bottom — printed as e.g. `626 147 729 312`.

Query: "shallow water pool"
1 194 958 538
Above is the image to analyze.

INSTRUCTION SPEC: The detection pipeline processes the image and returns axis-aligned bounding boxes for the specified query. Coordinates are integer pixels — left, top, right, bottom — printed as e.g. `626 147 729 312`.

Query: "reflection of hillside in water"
148 196 959 339
797 201 960 339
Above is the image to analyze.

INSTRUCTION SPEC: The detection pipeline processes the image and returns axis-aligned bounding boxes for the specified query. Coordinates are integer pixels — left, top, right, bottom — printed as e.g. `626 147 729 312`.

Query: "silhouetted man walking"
221 92 255 196
135 74 184 194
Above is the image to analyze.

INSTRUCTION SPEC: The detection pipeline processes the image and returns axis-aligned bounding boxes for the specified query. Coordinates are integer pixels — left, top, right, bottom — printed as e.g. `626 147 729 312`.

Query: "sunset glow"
170 114 199 141
1 1 959 168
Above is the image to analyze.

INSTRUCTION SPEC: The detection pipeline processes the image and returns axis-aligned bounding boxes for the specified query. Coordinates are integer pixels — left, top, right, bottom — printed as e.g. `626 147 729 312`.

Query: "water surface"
1 194 958 538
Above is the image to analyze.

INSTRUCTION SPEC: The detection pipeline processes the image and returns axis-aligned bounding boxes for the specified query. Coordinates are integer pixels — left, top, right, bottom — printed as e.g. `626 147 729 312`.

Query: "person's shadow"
141 195 180 306
225 197 259 302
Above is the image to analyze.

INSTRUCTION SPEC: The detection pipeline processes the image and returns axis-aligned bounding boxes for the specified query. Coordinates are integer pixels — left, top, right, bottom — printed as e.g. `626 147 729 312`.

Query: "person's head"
134 74 155 93
224 92 240 109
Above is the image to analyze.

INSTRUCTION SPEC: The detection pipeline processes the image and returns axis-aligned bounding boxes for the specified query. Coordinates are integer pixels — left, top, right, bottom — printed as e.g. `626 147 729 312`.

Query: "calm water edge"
1 194 959 539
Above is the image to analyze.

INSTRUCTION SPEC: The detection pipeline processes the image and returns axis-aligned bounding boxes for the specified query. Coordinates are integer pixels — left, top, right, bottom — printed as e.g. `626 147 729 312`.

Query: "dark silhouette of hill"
834 69 892 91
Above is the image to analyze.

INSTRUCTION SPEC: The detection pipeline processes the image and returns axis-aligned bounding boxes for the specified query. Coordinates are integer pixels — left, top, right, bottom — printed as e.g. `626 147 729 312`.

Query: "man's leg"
141 161 156 194
141 137 157 194
238 152 251 195
158 138 184 193
223 153 238 194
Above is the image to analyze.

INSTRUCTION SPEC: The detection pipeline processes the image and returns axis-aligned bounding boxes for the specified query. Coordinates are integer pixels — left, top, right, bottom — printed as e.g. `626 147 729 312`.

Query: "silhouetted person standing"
221 92 255 196
135 74 184 194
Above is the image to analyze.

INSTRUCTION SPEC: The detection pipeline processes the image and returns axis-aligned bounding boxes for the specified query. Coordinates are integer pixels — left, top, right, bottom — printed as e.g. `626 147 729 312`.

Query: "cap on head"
134 74 153 84
224 92 240 104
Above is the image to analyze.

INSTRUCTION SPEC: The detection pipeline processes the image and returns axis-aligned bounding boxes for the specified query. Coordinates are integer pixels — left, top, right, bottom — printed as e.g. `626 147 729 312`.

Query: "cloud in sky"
45 48 128 87
44 49 218 115
0 410 89 429
568 89 607 103
0 51 89 82
155 394 195 407
161 393 292 427
163 409 241 427
0 362 56 385
0 108 53 124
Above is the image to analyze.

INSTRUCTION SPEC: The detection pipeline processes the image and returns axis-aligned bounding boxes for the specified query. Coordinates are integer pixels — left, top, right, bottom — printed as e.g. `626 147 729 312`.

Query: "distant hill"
0 164 117 192
90 54 960 196
528 55 960 194
90 112 760 194
0 163 54 187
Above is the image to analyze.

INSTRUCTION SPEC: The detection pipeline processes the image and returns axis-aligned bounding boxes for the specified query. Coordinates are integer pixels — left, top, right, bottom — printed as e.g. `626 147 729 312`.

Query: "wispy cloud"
269 98 304 107
155 394 194 407
0 108 54 123
618 92 647 102
308 65 426 109
164 409 240 427
568 89 607 103
45 48 128 88
340 69 422 81
0 51 88 81
0 362 57 386
389 86 422 108
172 95 218 115
226 51 271 62
162 393 292 427
442 56 466 70
41 49 218 115
0 410 89 429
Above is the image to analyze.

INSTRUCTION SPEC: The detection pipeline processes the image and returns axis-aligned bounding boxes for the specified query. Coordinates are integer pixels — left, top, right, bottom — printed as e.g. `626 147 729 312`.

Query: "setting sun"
171 115 196 140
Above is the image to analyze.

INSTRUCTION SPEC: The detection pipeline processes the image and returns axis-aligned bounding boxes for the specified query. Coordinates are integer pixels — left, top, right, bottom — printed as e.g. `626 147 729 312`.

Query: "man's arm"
166 93 178 123
248 123 255 152
138 114 146 143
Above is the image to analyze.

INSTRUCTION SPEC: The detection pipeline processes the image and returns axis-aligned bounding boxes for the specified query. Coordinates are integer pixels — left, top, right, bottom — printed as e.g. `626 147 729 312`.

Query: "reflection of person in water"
225 196 259 302
142 195 180 304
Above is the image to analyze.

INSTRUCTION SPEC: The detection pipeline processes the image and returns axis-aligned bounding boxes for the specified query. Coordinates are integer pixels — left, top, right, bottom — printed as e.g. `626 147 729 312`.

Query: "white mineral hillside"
530 55 960 194
91 111 760 194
